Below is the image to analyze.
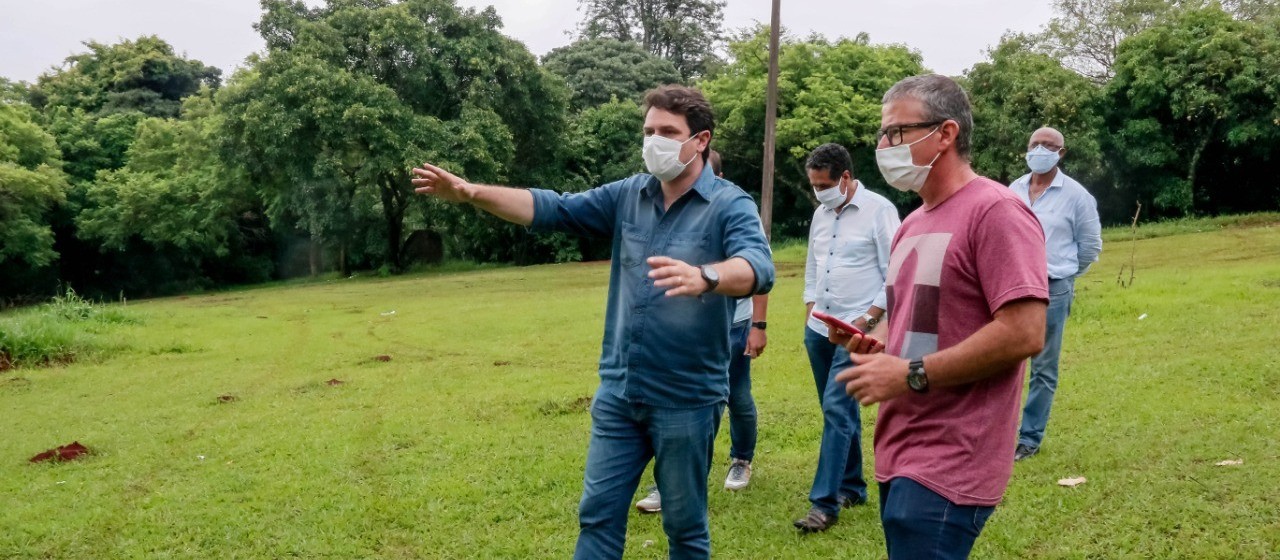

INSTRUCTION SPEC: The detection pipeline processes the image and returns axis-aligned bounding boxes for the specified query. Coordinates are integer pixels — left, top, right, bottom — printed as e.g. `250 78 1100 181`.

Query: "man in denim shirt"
412 85 774 560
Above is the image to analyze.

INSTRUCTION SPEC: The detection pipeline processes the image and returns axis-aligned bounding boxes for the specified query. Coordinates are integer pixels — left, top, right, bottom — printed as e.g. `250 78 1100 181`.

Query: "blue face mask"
1026 145 1061 175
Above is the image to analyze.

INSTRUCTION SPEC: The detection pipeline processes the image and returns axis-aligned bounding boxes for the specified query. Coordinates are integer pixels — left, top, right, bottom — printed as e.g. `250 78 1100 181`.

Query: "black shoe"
838 494 866 509
1015 444 1039 461
793 507 837 533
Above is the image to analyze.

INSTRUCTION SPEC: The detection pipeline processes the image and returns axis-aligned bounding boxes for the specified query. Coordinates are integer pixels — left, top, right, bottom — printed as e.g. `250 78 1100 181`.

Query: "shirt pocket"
620 221 649 268
831 230 876 270
664 230 712 266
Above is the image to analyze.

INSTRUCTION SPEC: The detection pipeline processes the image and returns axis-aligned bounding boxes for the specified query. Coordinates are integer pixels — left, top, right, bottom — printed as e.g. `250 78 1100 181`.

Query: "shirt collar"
641 160 718 202
1013 169 1067 191
822 180 863 214
1048 169 1066 189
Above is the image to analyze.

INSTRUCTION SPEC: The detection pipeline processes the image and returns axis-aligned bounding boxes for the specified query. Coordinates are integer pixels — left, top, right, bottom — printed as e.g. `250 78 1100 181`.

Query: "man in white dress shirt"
794 143 901 532
1009 127 1102 461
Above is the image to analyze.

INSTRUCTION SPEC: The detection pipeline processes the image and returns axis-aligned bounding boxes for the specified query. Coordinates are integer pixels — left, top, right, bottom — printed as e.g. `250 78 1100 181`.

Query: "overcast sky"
1 0 1056 84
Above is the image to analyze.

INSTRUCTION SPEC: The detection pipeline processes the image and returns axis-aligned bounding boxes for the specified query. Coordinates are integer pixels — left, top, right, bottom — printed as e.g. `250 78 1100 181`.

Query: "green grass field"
3 216 1279 558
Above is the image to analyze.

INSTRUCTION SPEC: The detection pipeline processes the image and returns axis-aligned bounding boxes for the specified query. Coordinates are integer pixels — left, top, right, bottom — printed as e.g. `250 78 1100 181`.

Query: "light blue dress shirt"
1009 169 1103 280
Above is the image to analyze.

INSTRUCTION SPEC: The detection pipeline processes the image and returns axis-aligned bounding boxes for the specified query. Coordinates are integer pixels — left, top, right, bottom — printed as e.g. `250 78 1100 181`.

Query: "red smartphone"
811 310 865 336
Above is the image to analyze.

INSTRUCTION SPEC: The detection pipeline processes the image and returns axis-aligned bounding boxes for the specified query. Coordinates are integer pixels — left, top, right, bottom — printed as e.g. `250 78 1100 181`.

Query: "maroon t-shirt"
877 176 1048 506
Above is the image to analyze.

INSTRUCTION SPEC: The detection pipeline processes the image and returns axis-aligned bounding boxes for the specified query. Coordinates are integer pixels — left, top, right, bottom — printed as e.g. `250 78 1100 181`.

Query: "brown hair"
643 84 715 162
708 150 722 176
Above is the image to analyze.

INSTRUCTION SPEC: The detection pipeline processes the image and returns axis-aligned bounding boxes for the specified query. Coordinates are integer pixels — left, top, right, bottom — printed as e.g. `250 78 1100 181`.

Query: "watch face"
907 362 928 392
702 265 719 282
907 373 926 391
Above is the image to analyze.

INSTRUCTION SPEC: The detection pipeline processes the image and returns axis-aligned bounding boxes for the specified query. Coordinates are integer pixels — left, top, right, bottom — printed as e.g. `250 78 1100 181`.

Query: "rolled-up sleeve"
529 181 622 237
721 196 775 295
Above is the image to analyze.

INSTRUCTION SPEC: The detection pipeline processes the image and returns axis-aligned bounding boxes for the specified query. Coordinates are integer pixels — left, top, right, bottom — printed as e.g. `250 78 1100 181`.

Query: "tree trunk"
380 176 407 273
1186 130 1213 213
309 235 320 277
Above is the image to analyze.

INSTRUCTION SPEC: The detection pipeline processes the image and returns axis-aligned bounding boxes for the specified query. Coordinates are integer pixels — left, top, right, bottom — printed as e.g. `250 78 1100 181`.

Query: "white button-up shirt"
804 182 901 335
1009 169 1103 280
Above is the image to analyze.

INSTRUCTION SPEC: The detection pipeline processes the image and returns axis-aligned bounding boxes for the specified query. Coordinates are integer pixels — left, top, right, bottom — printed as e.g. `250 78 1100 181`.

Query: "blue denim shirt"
529 164 775 408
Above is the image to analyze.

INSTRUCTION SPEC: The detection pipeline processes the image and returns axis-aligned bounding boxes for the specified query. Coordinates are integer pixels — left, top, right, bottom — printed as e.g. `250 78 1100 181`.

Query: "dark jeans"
878 477 995 560
574 387 724 560
802 327 867 515
726 321 757 462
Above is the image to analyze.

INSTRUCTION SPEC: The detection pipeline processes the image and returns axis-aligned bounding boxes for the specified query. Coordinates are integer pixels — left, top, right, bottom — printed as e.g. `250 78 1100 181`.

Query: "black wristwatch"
751 321 767 331
907 358 929 393
699 264 720 294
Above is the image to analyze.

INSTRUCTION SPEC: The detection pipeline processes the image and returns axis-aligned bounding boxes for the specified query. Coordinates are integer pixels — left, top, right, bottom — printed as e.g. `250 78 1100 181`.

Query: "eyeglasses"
1028 141 1063 151
876 121 943 147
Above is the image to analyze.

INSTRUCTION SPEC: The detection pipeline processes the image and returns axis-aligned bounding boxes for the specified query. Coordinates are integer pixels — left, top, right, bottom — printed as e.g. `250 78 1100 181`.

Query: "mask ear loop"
916 125 944 167
678 131 706 167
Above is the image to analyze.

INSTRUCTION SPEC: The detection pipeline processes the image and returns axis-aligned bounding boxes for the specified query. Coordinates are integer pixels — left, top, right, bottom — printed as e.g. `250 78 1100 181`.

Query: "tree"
0 103 68 270
22 36 226 297
576 0 726 79
543 38 682 111
1035 0 1172 83
74 92 273 292
701 27 925 238
963 35 1112 214
1102 6 1280 217
224 0 572 273
30 36 221 119
1036 0 1278 83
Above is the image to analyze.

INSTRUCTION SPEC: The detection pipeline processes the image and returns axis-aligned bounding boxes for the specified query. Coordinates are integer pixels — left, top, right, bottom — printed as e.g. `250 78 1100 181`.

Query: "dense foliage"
1 0 1276 302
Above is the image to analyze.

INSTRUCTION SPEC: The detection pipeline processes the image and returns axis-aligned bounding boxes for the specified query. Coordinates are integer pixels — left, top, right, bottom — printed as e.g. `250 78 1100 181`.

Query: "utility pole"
759 0 781 240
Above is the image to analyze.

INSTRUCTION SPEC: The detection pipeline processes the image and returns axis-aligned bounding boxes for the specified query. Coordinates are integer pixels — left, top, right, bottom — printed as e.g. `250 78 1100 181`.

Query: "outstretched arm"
412 162 534 226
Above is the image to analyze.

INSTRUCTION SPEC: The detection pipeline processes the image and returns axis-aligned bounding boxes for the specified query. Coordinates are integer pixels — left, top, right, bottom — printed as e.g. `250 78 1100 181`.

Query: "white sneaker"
635 487 661 513
724 459 752 490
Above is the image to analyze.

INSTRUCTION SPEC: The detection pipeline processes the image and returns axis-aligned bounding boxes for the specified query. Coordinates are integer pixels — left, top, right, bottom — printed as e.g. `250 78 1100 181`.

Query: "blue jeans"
727 321 757 462
1019 277 1075 449
802 327 867 515
574 387 724 560
879 477 995 559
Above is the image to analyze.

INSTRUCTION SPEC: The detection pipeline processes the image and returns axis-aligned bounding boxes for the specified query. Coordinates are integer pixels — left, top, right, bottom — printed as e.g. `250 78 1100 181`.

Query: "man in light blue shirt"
1009 126 1102 461
412 86 774 559
795 143 900 532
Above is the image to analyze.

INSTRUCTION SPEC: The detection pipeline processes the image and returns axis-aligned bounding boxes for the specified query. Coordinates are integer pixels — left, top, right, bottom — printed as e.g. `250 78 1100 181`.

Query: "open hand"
647 256 709 297
411 162 473 203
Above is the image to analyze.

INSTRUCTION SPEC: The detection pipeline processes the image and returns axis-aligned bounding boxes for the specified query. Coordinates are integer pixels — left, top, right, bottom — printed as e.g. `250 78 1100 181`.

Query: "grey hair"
882 74 974 158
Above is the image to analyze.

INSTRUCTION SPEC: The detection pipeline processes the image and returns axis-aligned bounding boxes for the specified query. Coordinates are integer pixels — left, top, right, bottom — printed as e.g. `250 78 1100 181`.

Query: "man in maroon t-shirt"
833 74 1049 559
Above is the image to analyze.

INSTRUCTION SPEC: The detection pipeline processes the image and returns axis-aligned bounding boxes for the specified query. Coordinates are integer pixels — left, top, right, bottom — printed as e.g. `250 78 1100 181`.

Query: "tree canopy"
702 27 924 237
1 0 1278 303
543 38 682 111
576 0 725 79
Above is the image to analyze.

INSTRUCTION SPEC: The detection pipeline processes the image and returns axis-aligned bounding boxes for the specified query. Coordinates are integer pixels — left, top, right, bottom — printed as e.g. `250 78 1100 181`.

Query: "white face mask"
643 134 699 182
875 126 942 192
813 176 848 210
1025 145 1061 175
